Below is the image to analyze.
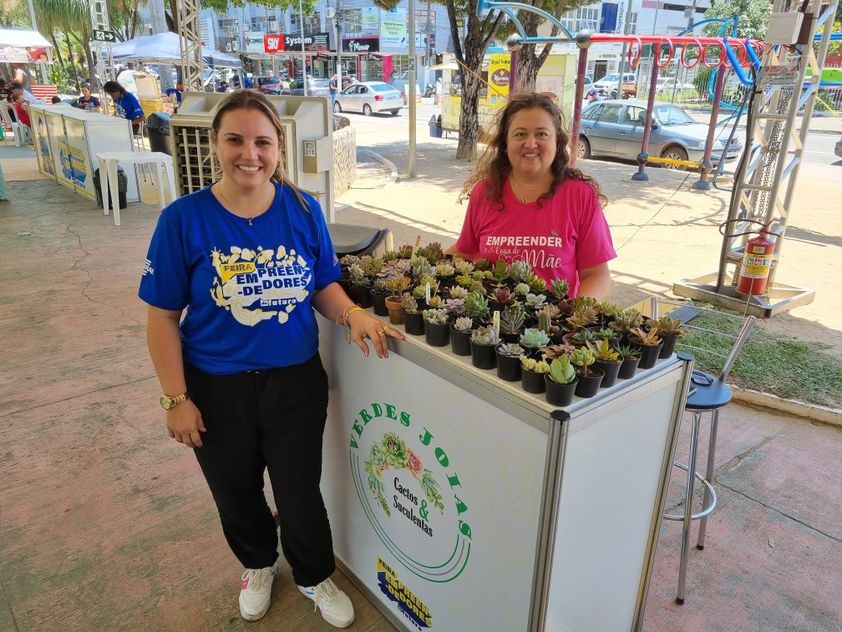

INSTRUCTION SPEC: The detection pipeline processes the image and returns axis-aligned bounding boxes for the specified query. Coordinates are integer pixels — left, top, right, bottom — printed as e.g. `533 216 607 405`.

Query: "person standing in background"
328 74 338 111
102 80 145 135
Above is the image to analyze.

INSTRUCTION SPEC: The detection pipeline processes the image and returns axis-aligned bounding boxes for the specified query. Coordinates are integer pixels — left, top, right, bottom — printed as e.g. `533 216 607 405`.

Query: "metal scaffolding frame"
674 0 838 316
89 0 115 91
177 0 204 91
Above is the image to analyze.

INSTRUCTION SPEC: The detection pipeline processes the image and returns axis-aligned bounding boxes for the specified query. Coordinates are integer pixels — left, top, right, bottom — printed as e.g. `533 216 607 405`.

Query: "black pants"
184 354 335 587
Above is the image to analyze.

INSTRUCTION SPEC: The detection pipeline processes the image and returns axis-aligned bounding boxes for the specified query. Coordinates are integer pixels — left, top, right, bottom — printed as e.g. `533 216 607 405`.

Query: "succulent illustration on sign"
364 432 446 517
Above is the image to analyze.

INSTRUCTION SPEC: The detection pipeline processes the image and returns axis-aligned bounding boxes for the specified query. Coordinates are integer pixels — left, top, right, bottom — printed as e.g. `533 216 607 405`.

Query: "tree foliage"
702 0 770 39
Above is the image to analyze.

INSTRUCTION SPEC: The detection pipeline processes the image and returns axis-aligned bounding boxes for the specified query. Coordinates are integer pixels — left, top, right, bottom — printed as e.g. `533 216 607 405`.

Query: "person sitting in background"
586 88 602 103
50 95 62 104
13 93 31 128
76 84 101 112
102 80 145 134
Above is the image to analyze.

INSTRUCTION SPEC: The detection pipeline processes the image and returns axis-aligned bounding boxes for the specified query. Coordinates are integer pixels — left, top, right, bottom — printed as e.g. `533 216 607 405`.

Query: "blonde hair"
210 89 309 210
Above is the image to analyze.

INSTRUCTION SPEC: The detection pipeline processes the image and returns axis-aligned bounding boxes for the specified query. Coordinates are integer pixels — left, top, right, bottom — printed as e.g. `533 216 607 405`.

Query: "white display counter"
319 315 693 632
29 104 139 204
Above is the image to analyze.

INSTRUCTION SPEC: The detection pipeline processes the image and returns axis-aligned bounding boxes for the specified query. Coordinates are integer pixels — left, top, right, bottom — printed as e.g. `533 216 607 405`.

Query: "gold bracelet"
344 306 364 326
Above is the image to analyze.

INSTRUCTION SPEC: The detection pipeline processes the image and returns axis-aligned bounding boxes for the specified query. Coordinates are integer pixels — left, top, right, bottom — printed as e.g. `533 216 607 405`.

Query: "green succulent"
401 292 419 314
571 347 596 376
453 258 474 275
348 264 370 288
507 260 532 283
520 356 550 373
490 259 508 282
598 300 623 317
589 339 620 362
519 328 551 349
415 242 444 263
435 263 456 278
465 291 490 321
455 273 474 288
550 279 570 299
526 274 547 293
514 283 530 296
500 303 526 335
591 327 615 340
617 343 641 359
548 355 576 384
525 293 547 310
655 314 683 335
359 255 384 276
449 285 468 299
473 258 491 271
423 308 449 325
426 295 443 308
610 309 643 333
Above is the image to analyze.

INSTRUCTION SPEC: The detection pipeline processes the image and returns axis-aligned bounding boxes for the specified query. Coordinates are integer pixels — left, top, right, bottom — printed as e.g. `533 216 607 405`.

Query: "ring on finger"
377 328 387 336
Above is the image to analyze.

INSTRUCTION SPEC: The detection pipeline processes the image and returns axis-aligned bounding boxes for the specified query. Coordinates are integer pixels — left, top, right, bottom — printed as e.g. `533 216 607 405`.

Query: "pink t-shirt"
454 176 617 296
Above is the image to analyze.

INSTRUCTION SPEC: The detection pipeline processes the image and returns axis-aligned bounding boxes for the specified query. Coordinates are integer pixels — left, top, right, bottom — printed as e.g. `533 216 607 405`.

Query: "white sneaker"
298 577 355 628
239 566 275 621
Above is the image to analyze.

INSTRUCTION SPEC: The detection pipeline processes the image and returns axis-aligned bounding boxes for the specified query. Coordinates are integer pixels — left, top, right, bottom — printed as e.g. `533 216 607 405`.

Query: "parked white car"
334 81 403 116
656 77 694 94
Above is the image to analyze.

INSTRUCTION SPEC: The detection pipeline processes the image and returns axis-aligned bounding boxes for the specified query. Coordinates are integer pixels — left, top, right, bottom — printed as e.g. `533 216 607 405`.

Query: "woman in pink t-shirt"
449 93 616 299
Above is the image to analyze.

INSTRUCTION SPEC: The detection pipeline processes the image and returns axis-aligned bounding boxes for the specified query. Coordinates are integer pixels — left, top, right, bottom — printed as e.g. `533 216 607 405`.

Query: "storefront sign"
286 32 329 52
264 34 285 53
361 7 379 32
343 37 380 53
488 53 510 107
381 9 407 49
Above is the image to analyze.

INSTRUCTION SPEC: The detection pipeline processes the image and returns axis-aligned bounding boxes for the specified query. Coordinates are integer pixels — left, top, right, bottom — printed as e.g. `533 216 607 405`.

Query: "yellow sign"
488 54 511 108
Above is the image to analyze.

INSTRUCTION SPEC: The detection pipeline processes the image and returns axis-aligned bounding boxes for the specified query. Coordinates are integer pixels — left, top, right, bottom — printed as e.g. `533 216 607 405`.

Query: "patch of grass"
676 310 842 409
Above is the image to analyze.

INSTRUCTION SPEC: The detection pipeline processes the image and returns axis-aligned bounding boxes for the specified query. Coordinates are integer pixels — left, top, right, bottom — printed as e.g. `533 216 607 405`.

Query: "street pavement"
0 120 840 632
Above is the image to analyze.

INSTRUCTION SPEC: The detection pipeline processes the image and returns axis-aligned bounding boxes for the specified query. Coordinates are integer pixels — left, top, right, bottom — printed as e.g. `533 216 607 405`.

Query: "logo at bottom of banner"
378 557 432 628
349 401 472 584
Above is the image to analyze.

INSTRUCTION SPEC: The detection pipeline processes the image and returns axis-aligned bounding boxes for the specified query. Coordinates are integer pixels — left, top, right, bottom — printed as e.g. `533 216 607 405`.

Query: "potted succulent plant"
423 308 450 347
654 314 683 358
402 293 424 335
566 305 598 331
588 339 622 388
536 310 562 344
470 325 500 369
496 342 525 382
616 343 642 379
519 328 551 358
629 326 664 369
346 264 373 308
465 290 491 325
383 276 410 324
499 302 526 343
490 286 516 312
450 316 474 356
370 277 390 316
544 354 578 406
571 347 604 398
550 278 570 302
520 356 550 394
609 308 643 344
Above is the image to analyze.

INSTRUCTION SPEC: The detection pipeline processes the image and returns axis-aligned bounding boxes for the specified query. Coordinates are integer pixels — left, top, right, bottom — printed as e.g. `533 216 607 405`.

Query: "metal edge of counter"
632 353 695 631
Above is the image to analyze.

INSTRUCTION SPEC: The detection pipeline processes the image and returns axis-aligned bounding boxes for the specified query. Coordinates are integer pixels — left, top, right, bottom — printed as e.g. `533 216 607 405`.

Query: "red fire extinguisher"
737 228 775 295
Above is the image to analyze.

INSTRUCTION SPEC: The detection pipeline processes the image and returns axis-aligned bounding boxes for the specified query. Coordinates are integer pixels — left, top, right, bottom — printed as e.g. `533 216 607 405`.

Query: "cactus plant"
537 304 561 321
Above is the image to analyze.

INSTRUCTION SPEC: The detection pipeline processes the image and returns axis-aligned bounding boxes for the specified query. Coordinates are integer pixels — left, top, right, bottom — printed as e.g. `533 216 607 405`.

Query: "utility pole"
335 0 342 90
299 0 307 95
616 0 634 99
408 0 417 178
424 0 432 87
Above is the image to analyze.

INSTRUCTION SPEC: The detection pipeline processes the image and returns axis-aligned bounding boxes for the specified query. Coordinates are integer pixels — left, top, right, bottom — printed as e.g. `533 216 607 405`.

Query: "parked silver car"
835 136 842 159
334 81 403 116
577 99 743 169
289 78 331 97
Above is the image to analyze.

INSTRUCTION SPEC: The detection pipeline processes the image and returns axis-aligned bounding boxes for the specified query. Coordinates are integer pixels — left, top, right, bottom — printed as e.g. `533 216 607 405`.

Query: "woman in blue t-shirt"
139 89 403 628
103 80 144 134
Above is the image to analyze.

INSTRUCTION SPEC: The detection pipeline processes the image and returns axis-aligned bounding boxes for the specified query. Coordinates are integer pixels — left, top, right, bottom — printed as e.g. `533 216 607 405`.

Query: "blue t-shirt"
115 92 144 121
139 183 341 375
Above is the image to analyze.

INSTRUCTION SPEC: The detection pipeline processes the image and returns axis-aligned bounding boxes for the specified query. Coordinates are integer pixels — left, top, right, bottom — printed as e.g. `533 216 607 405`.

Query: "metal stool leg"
697 408 720 550
676 411 702 605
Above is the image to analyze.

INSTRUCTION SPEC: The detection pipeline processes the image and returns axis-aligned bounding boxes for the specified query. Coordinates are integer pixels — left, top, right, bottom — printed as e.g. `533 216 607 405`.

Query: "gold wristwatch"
160 392 190 410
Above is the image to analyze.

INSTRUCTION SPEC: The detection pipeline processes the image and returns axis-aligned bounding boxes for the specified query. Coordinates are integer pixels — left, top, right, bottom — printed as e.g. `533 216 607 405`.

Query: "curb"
358 148 398 184
731 387 842 428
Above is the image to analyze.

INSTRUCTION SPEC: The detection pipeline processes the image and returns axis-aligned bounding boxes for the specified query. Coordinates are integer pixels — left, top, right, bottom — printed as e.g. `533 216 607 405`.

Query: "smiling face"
212 106 280 194
505 107 558 180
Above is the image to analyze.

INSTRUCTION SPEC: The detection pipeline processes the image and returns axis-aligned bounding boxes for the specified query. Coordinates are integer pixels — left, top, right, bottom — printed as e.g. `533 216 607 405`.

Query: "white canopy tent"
0 28 52 49
111 32 241 68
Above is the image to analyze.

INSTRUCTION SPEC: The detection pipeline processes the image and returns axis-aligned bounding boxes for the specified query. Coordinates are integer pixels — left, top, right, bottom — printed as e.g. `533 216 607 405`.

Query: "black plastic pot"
595 360 622 388
500 331 520 344
659 332 680 358
346 285 372 308
450 328 471 356
545 376 577 406
574 368 604 398
371 291 389 317
404 312 425 335
471 343 497 370
618 355 641 379
425 322 450 347
496 352 522 382
630 336 664 370
521 369 546 394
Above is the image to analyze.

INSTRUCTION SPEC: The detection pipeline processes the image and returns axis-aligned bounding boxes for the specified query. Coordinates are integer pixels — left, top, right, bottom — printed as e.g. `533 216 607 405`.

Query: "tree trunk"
513 9 555 94
448 0 503 161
